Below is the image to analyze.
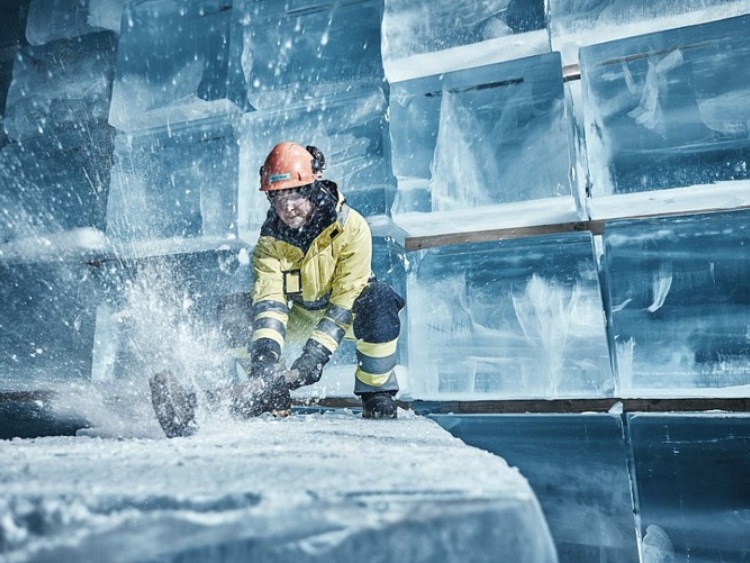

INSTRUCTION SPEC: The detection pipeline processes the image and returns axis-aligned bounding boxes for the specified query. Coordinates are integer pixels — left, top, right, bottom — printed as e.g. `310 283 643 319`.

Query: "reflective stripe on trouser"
286 306 400 393
353 338 399 394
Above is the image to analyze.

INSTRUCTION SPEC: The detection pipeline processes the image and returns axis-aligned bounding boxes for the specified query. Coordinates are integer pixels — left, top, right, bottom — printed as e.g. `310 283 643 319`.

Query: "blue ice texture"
234 0 385 110
0 0 748 402
406 232 612 399
2 1 750 562
604 209 750 395
108 0 247 131
389 51 574 216
581 14 750 196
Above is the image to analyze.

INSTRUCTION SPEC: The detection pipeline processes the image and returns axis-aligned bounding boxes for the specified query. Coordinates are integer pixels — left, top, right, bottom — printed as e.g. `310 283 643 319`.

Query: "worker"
242 141 404 419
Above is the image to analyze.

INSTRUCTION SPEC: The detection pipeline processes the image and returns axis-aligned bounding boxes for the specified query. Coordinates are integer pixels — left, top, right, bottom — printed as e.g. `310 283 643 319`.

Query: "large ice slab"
580 15 750 199
0 413 558 563
237 88 395 238
549 0 750 66
0 124 115 241
436 414 640 563
108 0 246 132
603 210 750 396
382 0 548 82
389 52 575 223
234 0 384 110
405 232 612 400
0 260 100 389
628 413 750 562
89 245 252 385
106 115 239 243
3 31 117 141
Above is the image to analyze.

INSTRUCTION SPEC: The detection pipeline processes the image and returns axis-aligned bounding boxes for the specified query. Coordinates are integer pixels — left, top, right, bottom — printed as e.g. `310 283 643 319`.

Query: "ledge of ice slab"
385 30 550 83
0 227 109 264
394 197 581 247
550 0 750 66
0 412 558 563
588 181 750 222
0 231 250 265
105 235 250 261
108 97 241 133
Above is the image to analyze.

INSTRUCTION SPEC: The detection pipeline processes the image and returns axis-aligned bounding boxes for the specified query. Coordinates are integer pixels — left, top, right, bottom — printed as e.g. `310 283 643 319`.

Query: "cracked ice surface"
0 411 557 563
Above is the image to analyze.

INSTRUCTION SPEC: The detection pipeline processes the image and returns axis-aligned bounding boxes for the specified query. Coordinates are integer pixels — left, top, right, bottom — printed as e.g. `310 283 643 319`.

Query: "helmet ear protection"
306 145 325 175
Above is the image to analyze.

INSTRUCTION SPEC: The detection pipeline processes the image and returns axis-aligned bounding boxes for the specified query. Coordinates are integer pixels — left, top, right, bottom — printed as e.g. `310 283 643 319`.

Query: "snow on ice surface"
549 0 750 66
384 29 550 83
0 412 557 563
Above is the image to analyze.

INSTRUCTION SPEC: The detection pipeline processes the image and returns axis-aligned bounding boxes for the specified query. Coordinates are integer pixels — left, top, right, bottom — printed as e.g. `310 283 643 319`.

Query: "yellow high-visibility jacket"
251 182 372 354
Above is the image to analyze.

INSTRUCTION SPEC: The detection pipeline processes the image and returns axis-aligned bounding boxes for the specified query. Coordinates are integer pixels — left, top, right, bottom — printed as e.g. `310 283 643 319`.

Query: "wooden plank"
404 220 602 251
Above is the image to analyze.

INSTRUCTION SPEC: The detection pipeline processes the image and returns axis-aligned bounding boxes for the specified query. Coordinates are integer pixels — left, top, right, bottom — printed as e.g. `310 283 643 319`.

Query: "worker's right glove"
289 339 331 389
233 338 292 418
231 372 293 418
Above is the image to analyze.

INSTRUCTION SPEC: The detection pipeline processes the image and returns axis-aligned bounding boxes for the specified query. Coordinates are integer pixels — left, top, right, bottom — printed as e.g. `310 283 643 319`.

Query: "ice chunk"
0 260 100 388
603 210 750 396
405 232 612 399
549 0 750 66
90 303 120 382
0 227 108 264
581 15 750 198
382 0 548 81
25 0 127 45
108 0 246 132
235 0 384 110
87 248 250 385
390 52 575 219
237 88 395 238
106 115 238 243
642 525 674 563
0 124 115 241
0 414 558 562
87 0 129 33
587 181 750 223
3 31 117 140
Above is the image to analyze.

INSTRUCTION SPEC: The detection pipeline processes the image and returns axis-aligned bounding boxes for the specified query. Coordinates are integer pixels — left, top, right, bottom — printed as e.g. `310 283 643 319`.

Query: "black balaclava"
262 180 340 253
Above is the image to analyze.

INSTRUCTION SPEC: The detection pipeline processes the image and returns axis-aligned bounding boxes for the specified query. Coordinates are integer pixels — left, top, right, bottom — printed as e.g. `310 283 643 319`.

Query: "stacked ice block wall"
0 0 749 400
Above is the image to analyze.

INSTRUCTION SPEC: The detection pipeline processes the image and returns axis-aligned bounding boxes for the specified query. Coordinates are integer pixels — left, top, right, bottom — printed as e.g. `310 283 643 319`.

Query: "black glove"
290 340 331 389
249 338 281 380
231 373 292 418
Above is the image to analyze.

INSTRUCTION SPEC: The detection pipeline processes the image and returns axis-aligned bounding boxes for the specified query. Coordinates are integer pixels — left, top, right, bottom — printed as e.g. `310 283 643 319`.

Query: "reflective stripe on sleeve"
313 317 345 344
253 316 287 338
252 300 289 316
252 301 288 348
325 304 353 327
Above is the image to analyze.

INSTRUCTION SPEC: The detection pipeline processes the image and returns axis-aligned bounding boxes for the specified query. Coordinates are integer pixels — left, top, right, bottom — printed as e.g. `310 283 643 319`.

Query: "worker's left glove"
249 338 281 380
289 340 331 389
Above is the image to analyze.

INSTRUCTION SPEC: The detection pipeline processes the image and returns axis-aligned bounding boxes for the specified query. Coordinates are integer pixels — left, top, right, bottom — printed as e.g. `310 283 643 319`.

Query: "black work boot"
361 392 398 419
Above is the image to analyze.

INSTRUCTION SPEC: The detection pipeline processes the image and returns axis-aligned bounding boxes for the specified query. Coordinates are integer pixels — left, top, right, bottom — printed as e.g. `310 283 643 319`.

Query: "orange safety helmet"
259 141 324 192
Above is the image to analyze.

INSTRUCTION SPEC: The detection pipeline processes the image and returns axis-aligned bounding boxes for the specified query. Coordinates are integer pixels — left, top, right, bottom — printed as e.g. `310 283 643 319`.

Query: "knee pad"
352 282 405 343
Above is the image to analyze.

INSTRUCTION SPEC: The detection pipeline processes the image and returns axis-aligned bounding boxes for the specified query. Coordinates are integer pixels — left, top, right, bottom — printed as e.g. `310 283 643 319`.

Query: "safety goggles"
268 188 308 208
